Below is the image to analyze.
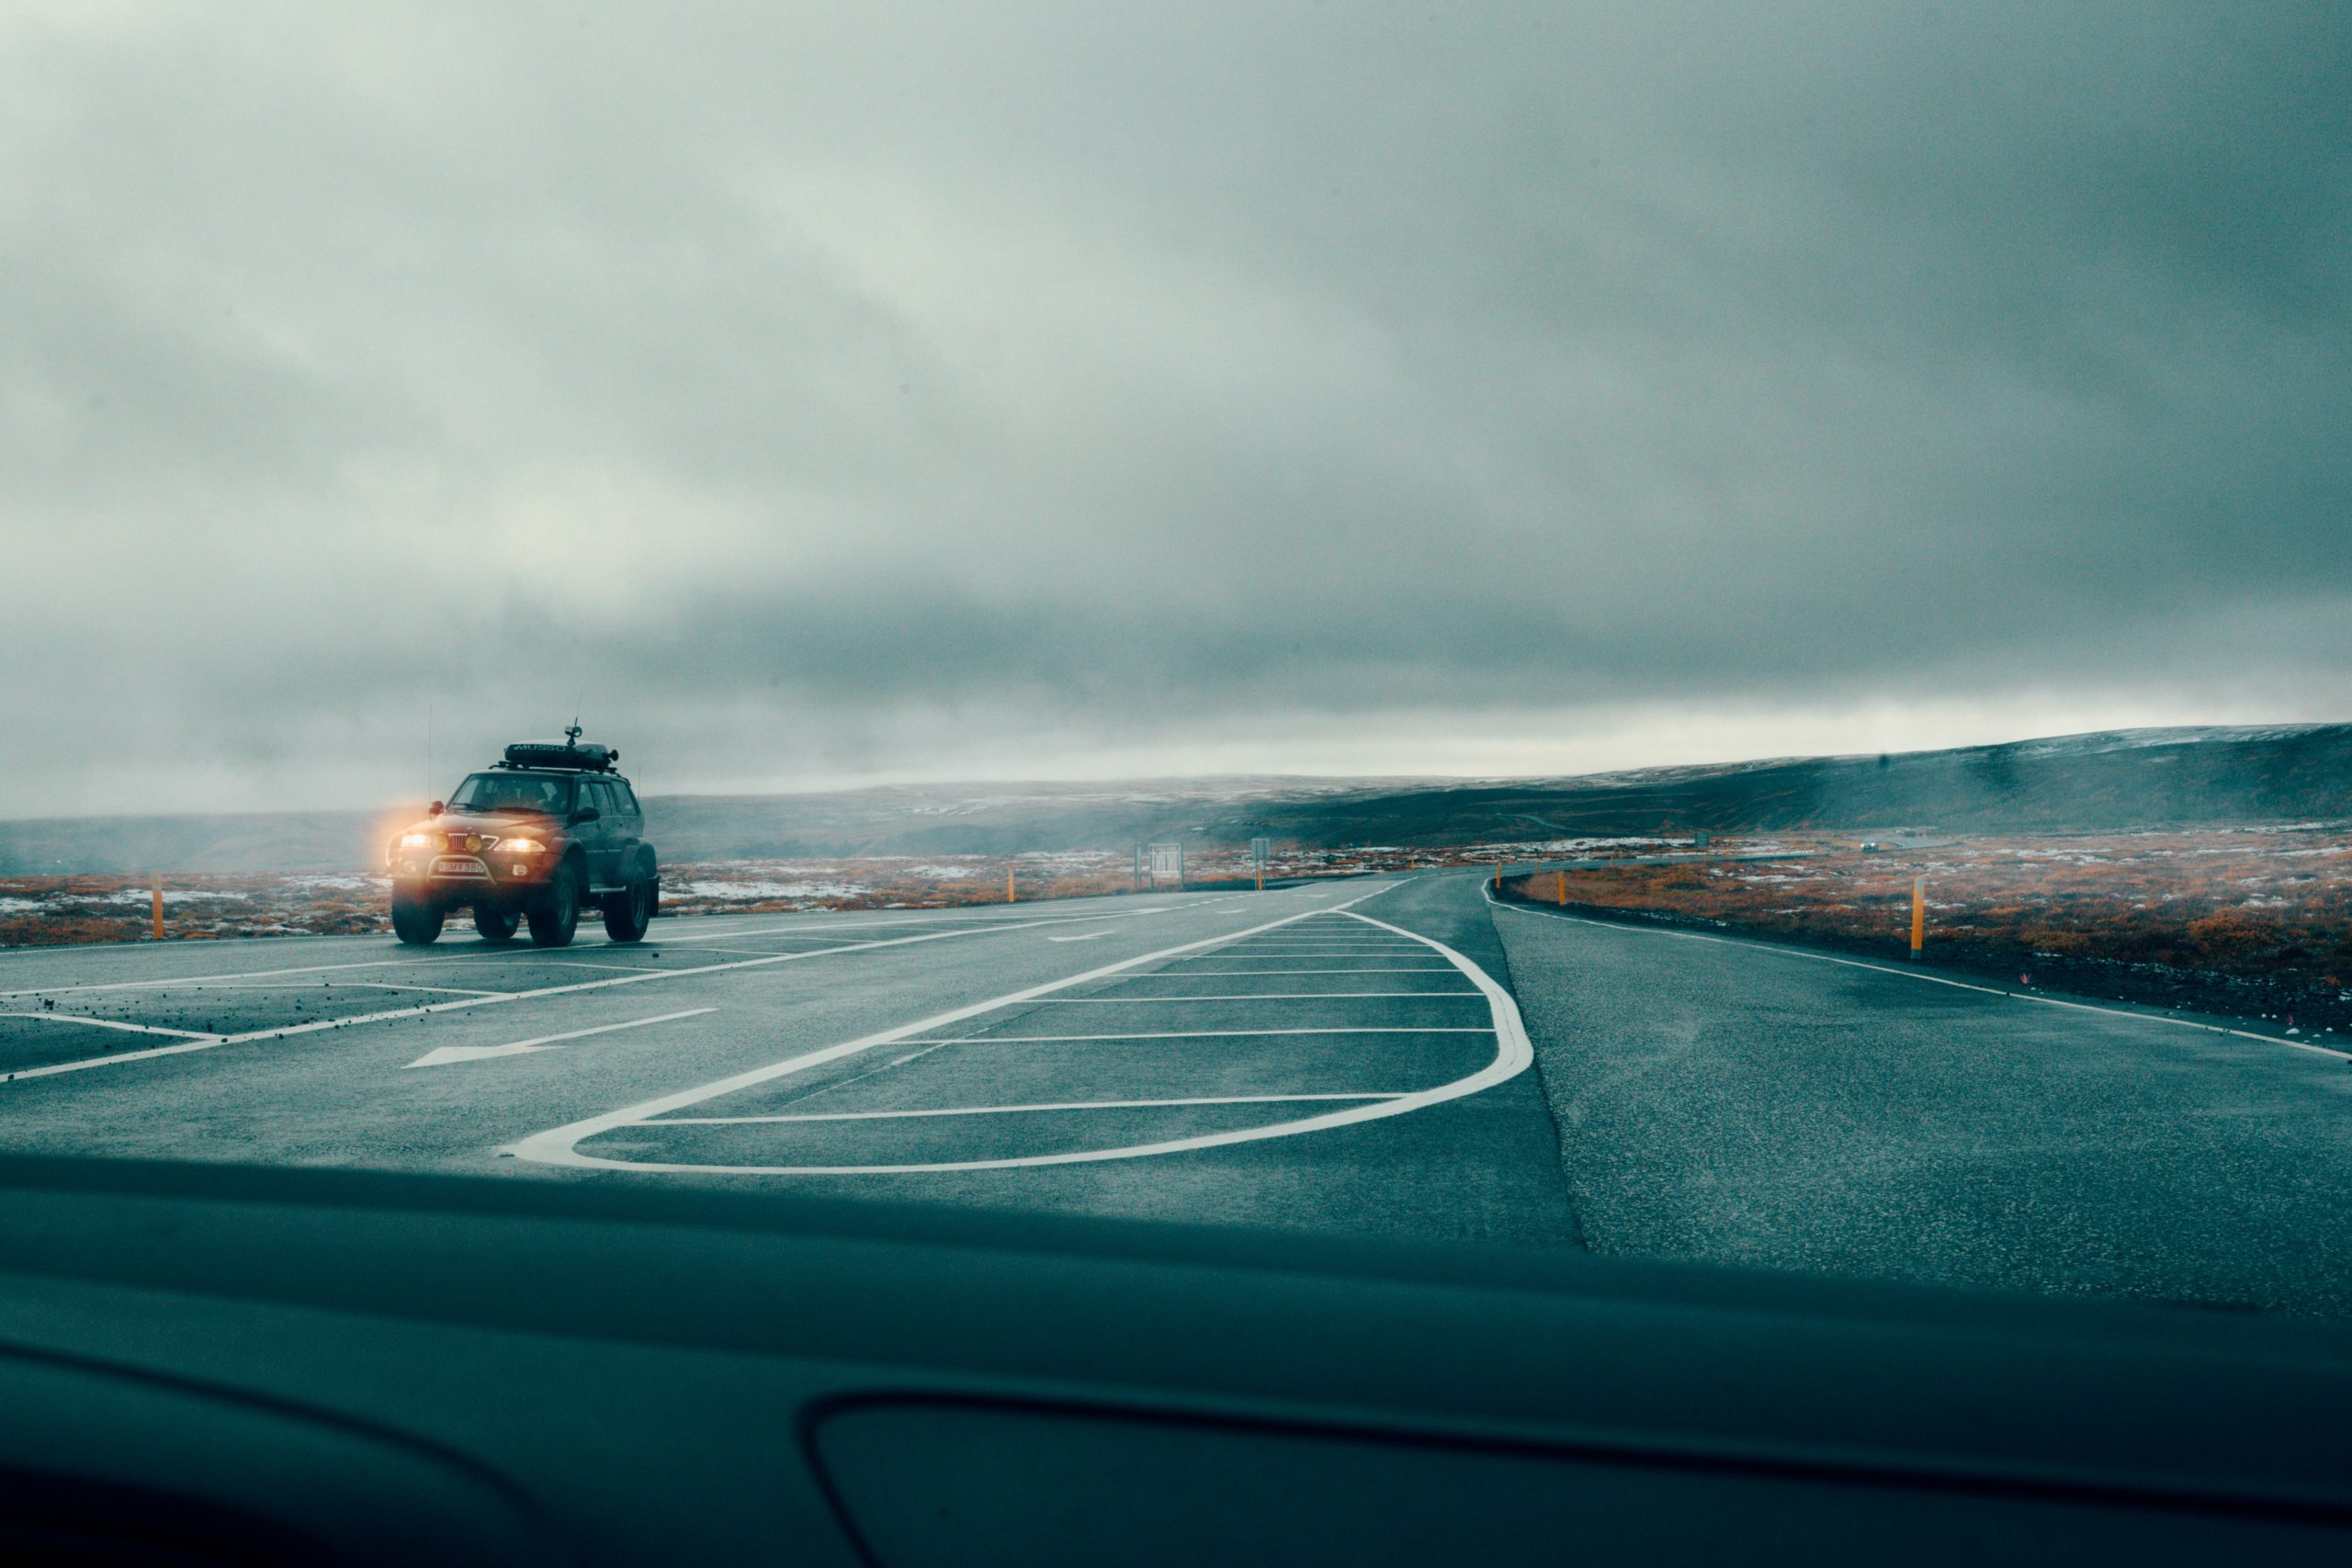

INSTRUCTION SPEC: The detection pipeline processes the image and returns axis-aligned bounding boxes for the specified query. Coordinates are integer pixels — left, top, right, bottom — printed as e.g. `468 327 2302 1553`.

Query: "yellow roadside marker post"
1007 866 1016 904
1556 872 1566 906
151 874 164 942
1910 875 1926 960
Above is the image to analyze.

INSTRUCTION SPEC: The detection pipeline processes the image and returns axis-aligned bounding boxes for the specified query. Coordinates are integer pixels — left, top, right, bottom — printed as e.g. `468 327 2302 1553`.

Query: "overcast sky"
4 2 2346 816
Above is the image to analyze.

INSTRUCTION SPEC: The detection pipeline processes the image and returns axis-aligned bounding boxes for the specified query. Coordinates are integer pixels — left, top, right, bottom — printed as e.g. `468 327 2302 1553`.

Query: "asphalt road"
6 871 2352 1315
1491 891 2352 1317
0 876 1577 1248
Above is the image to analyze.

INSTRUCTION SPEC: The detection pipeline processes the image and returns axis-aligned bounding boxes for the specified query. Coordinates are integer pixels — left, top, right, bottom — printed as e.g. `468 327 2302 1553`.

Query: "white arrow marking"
405 1008 716 1069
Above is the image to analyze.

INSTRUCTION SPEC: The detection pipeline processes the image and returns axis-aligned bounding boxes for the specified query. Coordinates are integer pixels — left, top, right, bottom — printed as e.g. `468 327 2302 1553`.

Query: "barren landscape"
1501 825 2352 1036
0 848 1325 947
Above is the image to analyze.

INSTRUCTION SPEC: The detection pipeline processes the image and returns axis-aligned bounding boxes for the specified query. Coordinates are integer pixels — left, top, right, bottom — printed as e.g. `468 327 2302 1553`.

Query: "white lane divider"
1126 967 1456 976
0 913 1152 1087
889 1028 1495 1043
406 1008 716 1069
0 1013 227 1083
0 897 1226 1002
650 1092 1404 1125
202 980 515 998
506 890 1540 1177
1046 930 1117 942
0 1012 217 1042
1031 992 1479 1002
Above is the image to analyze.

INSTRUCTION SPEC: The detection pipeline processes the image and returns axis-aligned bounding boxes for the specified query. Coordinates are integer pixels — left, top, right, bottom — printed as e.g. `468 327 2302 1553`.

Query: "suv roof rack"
497 739 620 773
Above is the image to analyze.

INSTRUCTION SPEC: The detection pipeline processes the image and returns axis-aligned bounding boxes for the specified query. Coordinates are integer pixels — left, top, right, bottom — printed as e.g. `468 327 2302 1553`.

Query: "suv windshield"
447 773 572 815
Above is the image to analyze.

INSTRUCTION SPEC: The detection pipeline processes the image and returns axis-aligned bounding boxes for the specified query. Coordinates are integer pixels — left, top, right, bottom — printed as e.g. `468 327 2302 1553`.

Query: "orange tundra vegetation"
1501 828 2352 1032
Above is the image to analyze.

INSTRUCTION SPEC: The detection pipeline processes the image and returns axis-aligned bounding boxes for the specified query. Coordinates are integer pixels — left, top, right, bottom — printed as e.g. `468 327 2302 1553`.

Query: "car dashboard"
0 1156 2344 1565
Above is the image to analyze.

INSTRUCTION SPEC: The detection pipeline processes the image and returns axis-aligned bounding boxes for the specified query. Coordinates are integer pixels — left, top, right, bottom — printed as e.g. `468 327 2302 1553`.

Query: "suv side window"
612 781 640 818
587 780 619 821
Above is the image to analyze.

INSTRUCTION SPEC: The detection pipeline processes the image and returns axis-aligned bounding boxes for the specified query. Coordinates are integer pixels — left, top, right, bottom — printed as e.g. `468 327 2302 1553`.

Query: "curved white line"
506 898 1532 1176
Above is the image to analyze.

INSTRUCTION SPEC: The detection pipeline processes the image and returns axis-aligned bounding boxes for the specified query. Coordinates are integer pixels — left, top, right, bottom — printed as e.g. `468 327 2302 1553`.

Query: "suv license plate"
432 857 489 878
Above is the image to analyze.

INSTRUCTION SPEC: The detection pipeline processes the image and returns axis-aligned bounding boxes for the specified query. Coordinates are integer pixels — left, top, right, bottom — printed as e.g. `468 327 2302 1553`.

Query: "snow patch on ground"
676 879 872 901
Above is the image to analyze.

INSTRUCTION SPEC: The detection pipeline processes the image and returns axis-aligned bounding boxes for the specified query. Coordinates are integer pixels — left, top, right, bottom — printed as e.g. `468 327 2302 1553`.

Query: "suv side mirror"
429 801 445 816
570 807 601 825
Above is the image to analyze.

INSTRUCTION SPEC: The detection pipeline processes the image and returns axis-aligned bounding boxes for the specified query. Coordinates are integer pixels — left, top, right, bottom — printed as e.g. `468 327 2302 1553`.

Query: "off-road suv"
385 733 661 947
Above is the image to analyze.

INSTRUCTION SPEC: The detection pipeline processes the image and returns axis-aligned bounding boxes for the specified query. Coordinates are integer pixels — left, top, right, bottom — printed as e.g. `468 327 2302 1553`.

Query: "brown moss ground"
1501 828 2352 1035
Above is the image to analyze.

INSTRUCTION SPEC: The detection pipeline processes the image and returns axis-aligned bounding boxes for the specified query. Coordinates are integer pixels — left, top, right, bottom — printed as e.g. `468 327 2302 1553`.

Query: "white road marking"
404 1008 716 1068
1489 891 2352 1066
0 1012 219 1042
1130 967 1455 976
4 893 1350 1085
1046 931 1117 942
0 913 1134 1086
650 1092 1404 1124
504 898 1396 1169
0 949 540 1000
194 980 514 998
507 889 1542 1177
892 1028 1495 1043
1189 946 1426 953
670 946 842 958
0 898 1225 1000
1031 992 1477 1002
643 897 1222 945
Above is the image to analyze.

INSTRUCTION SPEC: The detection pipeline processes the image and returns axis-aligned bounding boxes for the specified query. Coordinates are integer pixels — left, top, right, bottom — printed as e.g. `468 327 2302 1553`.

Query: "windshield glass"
2 4 2347 1330
447 773 572 816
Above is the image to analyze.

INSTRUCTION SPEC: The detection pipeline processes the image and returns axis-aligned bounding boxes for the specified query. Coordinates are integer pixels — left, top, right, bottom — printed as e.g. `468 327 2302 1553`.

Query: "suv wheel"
603 868 655 943
527 864 582 948
474 908 519 944
391 891 443 946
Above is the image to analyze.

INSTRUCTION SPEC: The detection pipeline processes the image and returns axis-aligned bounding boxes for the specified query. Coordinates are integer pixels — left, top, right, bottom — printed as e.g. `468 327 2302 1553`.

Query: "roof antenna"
563 716 583 749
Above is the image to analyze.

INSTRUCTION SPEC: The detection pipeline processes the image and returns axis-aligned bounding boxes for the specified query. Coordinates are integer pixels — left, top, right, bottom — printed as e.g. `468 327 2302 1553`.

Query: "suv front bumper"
390 852 558 910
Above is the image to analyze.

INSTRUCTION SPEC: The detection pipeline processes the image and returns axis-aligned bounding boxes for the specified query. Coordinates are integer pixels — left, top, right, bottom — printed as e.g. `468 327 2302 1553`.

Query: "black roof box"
501 740 619 773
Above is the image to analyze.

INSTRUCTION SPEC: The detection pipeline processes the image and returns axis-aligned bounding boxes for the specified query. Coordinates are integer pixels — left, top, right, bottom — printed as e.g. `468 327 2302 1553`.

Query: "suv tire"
603 863 655 943
527 863 582 948
475 908 519 944
391 891 444 946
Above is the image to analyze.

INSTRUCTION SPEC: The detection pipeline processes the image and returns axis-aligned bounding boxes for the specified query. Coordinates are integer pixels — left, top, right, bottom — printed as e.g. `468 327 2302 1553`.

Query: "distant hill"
3 725 2346 874
1232 724 2352 847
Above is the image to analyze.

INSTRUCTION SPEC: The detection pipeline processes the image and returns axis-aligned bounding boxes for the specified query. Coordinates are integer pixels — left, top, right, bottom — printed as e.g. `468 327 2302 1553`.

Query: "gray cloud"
3 1 2346 814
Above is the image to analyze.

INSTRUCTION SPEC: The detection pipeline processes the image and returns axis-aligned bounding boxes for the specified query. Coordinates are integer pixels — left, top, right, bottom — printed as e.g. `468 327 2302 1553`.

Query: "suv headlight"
502 838 546 854
399 832 435 850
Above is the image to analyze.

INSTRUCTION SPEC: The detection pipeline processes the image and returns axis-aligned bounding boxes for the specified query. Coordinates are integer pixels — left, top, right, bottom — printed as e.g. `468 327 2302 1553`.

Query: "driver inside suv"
446 773 574 816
